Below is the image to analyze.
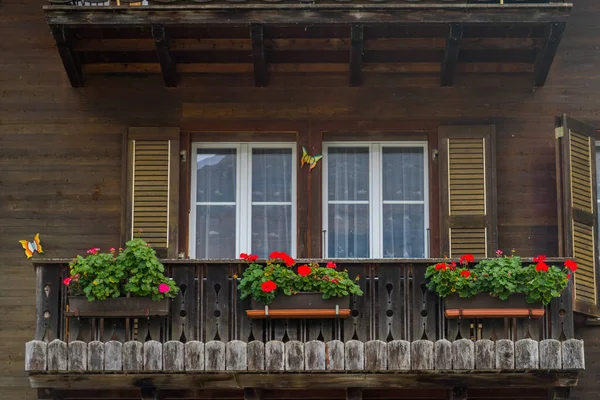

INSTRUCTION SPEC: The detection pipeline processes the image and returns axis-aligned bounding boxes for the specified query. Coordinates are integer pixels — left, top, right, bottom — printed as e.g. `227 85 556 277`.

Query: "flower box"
246 292 351 319
65 296 170 318
444 294 545 319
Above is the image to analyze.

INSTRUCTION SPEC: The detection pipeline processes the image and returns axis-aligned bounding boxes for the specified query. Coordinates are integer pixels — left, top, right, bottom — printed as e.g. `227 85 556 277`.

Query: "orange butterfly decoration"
19 233 43 259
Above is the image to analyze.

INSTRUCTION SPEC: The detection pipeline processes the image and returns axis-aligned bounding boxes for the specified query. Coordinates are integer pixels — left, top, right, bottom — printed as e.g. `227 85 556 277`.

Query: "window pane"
328 147 370 201
382 204 425 258
196 149 236 203
252 205 292 258
195 205 236 258
382 147 425 201
328 204 369 258
252 148 293 203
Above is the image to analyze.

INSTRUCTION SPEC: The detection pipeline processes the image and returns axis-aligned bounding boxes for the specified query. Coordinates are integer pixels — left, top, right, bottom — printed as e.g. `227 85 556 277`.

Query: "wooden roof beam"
250 24 267 87
532 22 566 87
50 25 83 88
151 24 177 87
440 23 463 87
44 4 572 26
349 24 364 87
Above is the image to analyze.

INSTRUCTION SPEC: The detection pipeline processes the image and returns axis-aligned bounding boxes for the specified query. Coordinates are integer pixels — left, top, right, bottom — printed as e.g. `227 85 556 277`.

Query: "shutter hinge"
555 126 565 139
180 150 187 162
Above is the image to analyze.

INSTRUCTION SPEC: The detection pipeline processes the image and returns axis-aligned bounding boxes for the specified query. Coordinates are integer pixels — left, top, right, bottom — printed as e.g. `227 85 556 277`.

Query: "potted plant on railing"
63 238 179 317
425 250 577 319
237 252 363 319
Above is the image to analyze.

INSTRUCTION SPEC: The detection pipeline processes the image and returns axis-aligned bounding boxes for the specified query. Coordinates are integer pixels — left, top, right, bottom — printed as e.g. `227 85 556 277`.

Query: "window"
190 143 296 259
323 142 429 258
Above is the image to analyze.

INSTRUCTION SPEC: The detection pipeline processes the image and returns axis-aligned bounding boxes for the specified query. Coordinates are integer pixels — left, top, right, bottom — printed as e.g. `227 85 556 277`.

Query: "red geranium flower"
269 251 295 267
261 280 277 293
533 255 547 263
297 265 311 277
435 263 447 271
459 254 475 265
564 259 578 272
63 277 71 286
566 273 572 280
449 262 457 271
536 262 549 272
327 262 337 269
460 270 470 278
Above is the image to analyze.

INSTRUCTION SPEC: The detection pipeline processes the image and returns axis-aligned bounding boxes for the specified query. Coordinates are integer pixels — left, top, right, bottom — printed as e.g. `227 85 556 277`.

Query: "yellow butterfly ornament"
19 233 43 259
301 146 323 171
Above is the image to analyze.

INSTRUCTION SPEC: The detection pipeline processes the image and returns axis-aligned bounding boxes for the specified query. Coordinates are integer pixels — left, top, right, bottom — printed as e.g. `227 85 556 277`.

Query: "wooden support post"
533 22 566 87
251 24 267 87
440 23 463 87
549 387 571 400
447 387 468 400
346 388 363 400
244 388 263 400
50 25 83 88
151 24 177 87
349 24 364 87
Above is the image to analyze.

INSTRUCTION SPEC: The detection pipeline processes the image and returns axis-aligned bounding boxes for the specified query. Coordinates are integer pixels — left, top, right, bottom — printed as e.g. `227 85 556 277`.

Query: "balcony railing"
33 258 574 346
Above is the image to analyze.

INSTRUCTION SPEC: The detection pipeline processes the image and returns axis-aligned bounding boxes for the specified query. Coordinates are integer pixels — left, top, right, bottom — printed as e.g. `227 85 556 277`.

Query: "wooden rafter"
151 24 177 87
446 387 468 400
549 387 571 399
349 24 364 86
250 24 267 87
532 22 566 87
50 25 83 87
244 388 263 400
346 388 363 400
440 23 463 87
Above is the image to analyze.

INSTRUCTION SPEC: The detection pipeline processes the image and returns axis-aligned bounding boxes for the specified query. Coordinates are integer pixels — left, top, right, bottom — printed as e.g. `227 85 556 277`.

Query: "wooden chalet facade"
3 0 600 398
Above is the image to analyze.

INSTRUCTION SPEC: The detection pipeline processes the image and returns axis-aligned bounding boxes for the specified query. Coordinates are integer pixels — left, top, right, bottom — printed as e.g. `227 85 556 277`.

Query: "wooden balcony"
26 258 584 400
43 2 572 88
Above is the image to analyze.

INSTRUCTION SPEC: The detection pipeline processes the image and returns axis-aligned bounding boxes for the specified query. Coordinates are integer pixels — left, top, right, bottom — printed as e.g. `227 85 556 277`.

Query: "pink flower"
87 247 100 255
109 248 115 253
63 277 71 286
159 283 170 294
495 250 503 257
327 262 337 269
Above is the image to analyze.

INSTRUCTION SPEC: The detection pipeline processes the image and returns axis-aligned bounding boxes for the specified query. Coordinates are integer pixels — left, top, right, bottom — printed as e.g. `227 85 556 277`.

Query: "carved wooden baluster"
205 265 230 342
171 265 198 342
376 264 405 342
343 264 371 342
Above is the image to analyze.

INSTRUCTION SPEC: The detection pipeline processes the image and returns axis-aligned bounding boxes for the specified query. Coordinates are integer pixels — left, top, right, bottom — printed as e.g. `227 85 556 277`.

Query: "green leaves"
66 239 179 302
237 259 363 305
426 255 570 305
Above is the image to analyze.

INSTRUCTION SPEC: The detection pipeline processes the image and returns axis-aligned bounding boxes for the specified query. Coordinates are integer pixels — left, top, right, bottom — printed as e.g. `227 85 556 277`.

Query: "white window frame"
322 141 429 259
189 142 297 259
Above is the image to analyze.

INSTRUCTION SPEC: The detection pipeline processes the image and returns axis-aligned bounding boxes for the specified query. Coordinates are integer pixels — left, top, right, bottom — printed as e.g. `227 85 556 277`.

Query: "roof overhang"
43 3 573 88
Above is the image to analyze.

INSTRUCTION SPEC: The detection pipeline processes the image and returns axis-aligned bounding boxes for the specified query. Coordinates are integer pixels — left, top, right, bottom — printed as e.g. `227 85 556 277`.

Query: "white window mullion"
322 146 329 258
239 144 250 254
371 143 382 258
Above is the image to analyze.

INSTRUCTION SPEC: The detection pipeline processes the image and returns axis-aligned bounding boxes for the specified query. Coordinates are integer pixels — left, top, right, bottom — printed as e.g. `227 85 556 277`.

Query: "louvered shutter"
439 126 497 258
556 114 599 316
126 128 180 258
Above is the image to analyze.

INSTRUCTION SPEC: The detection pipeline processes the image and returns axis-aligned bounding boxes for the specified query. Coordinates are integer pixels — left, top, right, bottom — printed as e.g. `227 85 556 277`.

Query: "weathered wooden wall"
2 0 600 398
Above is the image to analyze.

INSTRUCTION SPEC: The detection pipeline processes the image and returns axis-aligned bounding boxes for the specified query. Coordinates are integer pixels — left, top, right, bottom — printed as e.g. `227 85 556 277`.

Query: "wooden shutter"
439 126 497 258
126 127 180 258
556 114 599 316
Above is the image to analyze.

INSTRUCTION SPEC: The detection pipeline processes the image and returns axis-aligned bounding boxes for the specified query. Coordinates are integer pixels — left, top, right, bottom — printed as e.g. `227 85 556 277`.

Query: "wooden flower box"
65 296 170 318
444 294 545 319
246 292 351 319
